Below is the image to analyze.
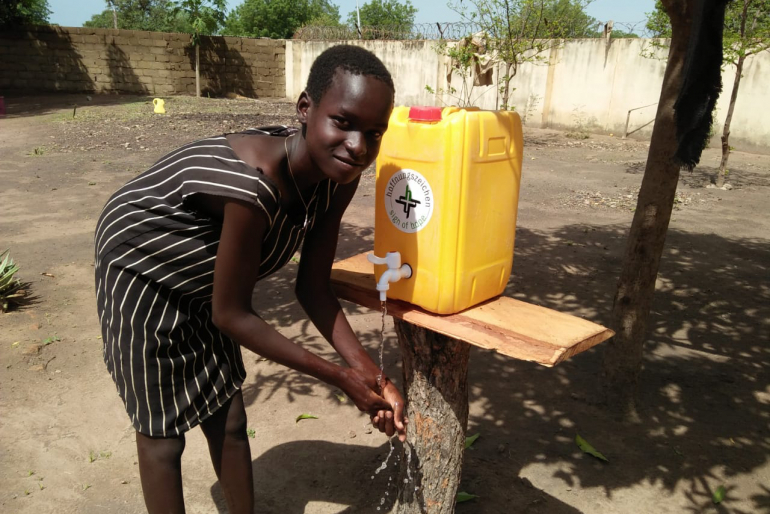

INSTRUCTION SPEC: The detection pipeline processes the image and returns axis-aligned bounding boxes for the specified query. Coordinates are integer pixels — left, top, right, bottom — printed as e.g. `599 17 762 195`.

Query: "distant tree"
646 0 672 38
0 0 51 28
607 29 640 38
174 0 227 97
646 0 770 186
84 0 193 32
224 0 341 38
347 0 417 31
450 0 596 109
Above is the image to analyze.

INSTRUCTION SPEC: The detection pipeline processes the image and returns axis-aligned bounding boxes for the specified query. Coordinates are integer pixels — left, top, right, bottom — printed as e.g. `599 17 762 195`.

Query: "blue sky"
48 0 656 31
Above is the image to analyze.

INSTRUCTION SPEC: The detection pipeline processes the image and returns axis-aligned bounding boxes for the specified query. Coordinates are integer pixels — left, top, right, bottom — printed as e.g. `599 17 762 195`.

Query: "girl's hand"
371 379 408 442
340 367 392 415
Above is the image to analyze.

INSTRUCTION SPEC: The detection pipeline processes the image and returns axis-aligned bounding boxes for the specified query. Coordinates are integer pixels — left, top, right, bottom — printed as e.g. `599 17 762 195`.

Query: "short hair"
305 45 395 104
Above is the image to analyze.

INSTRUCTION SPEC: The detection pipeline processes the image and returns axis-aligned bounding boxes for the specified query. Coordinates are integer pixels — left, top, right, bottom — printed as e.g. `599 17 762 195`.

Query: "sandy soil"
1 94 768 514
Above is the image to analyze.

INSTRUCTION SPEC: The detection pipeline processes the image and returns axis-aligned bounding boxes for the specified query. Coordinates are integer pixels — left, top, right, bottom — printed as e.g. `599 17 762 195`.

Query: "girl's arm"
211 197 392 417
296 178 407 441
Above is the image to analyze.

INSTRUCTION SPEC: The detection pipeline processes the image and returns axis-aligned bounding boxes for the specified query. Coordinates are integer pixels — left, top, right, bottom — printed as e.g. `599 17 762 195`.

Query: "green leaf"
246 428 255 439
295 413 318 423
712 485 726 504
456 491 479 503
575 434 608 462
464 433 480 449
42 335 60 346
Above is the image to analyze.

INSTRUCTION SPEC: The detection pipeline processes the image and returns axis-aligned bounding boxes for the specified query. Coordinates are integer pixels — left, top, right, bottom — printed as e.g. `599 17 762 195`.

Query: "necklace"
284 135 319 230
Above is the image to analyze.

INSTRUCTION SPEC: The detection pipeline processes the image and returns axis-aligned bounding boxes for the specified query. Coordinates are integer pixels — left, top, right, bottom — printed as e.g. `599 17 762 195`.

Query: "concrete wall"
287 38 770 151
286 39 442 108
0 26 285 97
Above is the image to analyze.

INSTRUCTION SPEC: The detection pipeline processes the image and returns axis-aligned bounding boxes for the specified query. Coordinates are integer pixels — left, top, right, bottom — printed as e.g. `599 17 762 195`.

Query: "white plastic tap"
367 251 413 302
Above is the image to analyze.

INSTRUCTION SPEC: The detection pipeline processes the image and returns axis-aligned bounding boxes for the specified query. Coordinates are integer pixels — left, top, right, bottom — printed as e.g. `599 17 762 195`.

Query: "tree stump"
392 319 470 514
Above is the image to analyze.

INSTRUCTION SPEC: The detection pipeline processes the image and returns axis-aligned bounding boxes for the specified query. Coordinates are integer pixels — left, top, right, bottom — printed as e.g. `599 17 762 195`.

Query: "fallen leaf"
335 393 347 403
295 413 318 423
41 272 55 278
456 491 479 503
575 434 608 462
465 433 480 449
712 485 726 504
12 341 20 348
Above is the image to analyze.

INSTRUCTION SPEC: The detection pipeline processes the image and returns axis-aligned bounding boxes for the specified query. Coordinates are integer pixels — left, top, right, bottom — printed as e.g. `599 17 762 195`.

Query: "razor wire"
293 22 486 40
293 20 653 41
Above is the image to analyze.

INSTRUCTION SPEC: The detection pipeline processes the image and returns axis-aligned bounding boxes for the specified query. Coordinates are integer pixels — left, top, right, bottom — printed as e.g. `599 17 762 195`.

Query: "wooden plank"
331 253 614 367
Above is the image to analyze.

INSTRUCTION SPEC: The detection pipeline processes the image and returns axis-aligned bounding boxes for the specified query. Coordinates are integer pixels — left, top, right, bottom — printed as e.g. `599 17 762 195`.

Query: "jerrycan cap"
408 106 442 122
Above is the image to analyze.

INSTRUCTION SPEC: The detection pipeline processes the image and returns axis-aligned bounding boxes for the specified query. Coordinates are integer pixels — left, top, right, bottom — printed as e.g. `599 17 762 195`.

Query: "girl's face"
299 69 393 184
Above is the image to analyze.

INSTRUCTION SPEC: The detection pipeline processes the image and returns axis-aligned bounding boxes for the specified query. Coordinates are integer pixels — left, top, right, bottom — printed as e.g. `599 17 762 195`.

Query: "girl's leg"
135 431 187 514
200 390 254 514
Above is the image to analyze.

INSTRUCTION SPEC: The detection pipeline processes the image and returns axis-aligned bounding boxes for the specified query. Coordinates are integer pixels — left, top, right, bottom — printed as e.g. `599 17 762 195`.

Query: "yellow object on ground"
153 98 166 114
374 106 524 314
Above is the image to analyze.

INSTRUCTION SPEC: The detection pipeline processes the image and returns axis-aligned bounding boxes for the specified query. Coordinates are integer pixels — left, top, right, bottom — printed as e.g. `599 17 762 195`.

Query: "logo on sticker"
384 169 434 233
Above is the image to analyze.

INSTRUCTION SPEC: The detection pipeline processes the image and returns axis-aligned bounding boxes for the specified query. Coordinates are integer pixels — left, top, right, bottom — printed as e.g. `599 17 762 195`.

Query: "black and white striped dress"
94 127 339 437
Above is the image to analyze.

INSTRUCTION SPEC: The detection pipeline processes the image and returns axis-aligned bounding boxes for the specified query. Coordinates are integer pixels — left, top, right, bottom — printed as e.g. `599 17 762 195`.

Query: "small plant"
42 335 60 346
246 428 255 439
88 450 97 463
30 146 46 156
1 250 26 313
565 107 593 140
426 36 493 108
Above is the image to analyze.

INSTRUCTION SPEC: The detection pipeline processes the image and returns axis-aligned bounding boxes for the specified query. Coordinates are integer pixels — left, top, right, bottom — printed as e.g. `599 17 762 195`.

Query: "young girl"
95 45 407 513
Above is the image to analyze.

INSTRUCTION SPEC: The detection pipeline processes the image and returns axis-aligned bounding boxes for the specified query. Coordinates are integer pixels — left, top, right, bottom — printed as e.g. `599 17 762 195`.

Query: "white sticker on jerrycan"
384 169 434 233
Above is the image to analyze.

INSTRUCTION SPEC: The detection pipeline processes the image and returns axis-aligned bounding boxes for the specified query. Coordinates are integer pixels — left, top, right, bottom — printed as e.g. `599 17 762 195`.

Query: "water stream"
371 300 419 510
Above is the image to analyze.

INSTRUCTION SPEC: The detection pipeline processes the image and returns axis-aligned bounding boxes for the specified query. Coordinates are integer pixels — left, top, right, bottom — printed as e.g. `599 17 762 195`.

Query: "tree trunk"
195 43 201 98
500 62 512 111
716 55 745 187
601 3 695 422
111 6 118 29
392 319 470 514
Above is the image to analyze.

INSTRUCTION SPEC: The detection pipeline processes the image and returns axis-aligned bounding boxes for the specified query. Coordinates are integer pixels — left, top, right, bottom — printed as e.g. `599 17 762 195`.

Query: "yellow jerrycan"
373 106 523 314
153 98 166 114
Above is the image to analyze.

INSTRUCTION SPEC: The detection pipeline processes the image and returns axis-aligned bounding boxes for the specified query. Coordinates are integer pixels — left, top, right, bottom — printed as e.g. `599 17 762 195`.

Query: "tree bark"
500 62 513 110
601 0 695 422
392 319 470 514
195 43 201 98
717 55 745 187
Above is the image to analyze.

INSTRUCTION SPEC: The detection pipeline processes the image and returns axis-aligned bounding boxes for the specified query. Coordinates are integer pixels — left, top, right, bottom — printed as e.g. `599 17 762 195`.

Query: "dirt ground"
1 94 768 514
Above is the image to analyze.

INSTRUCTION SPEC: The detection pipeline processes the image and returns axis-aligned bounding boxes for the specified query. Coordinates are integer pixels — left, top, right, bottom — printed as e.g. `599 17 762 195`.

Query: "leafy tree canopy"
84 0 193 32
176 0 227 41
0 0 51 28
224 0 341 38
347 0 417 29
646 0 770 64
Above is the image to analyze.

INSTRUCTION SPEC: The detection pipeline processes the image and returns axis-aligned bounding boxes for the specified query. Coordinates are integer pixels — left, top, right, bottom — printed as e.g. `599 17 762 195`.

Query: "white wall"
286 39 770 151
